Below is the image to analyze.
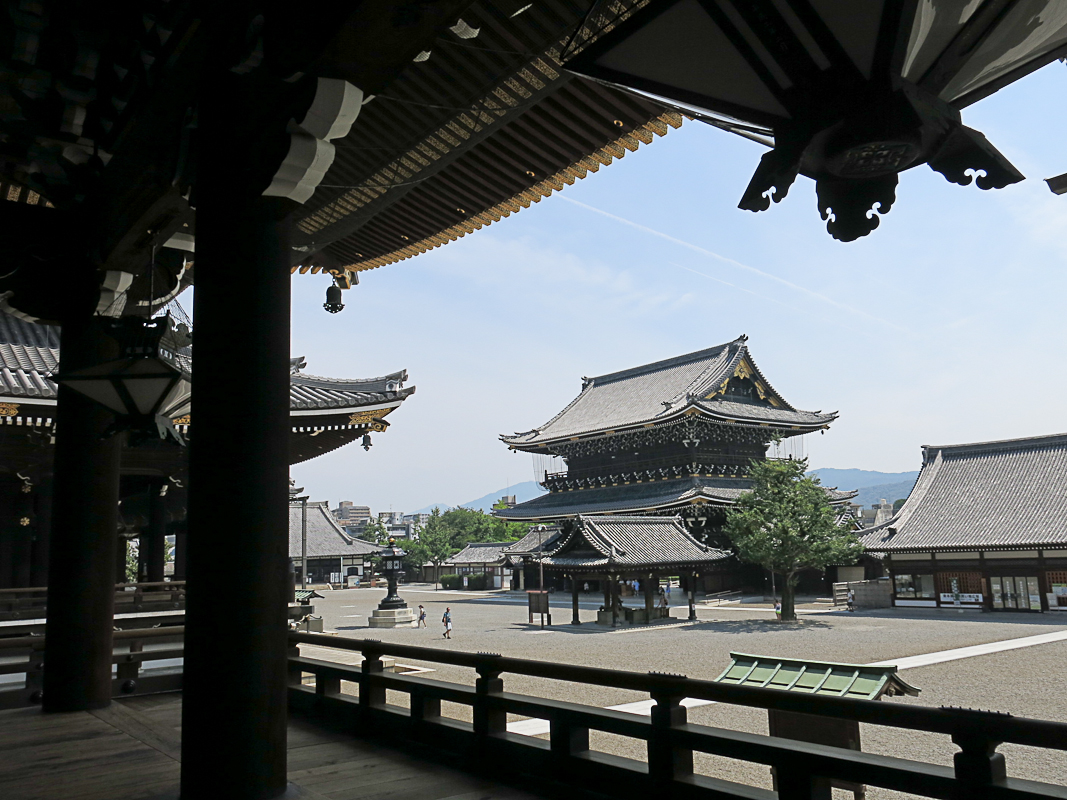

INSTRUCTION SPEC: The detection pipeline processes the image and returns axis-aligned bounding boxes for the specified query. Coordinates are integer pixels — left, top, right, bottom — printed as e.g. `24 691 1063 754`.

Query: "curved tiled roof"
496 477 752 521
542 515 732 570
860 432 1067 553
445 541 512 566
288 502 379 560
502 338 835 447
0 310 414 415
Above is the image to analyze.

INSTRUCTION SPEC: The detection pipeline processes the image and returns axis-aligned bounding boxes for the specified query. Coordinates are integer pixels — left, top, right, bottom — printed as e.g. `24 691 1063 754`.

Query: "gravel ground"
297 585 1067 797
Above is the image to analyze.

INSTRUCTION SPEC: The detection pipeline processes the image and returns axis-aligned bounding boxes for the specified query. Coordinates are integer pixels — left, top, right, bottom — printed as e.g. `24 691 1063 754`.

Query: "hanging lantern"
324 283 345 313
565 1 1065 240
362 433 372 450
52 314 192 444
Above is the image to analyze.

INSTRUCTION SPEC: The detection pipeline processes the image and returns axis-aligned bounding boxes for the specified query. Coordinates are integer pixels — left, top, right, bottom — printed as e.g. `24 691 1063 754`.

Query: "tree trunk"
781 572 798 622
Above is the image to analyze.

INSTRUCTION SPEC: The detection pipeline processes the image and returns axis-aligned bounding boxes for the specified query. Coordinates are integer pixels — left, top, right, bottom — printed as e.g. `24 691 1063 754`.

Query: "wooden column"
571 576 580 625
43 313 123 712
0 482 13 589
180 140 294 796
11 485 33 588
29 476 53 587
610 576 619 628
143 480 167 584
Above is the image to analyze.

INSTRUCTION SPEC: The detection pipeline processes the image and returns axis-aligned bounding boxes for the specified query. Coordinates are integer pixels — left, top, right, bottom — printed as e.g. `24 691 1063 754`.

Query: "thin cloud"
559 196 912 335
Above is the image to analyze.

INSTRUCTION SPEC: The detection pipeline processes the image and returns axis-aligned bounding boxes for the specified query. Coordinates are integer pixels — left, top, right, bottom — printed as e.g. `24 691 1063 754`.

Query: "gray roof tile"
542 515 732 570
860 432 1067 552
289 502 379 559
502 338 834 447
0 309 414 414
445 541 512 565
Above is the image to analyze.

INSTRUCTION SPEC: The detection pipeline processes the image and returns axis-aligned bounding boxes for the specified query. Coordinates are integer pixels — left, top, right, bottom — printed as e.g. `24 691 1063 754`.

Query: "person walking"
417 605 427 627
774 599 782 622
442 607 452 639
847 588 856 613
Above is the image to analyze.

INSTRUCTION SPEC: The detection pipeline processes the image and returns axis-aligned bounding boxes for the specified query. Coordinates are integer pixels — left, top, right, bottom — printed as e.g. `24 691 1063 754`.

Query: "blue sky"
289 63 1067 513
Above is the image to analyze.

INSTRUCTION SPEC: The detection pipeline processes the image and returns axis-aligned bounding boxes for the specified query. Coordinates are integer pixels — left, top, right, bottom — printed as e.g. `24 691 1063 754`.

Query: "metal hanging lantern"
52 314 192 443
565 0 1066 240
324 283 344 313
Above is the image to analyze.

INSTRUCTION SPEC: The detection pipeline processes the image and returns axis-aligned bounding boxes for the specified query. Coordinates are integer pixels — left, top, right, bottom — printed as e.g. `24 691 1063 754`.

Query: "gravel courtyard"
295 585 1067 798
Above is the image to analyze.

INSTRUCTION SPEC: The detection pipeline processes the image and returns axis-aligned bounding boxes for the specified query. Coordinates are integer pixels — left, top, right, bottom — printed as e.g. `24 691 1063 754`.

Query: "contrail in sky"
559 196 910 334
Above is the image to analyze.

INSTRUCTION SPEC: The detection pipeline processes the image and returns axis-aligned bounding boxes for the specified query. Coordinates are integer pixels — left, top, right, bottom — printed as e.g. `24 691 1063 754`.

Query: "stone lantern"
368 538 415 628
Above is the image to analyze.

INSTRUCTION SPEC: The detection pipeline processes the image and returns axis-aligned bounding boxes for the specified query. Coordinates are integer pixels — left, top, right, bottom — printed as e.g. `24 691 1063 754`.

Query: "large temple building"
499 336 852 536
0 307 413 589
861 433 1067 614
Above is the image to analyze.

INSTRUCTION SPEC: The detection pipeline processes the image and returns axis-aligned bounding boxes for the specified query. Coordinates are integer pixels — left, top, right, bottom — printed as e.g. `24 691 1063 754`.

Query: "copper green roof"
713 653 920 700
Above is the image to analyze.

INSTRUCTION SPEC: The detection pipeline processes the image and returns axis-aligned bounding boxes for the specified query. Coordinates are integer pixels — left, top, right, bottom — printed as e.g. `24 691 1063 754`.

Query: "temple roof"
498 475 856 521
445 542 512 566
502 337 835 448
540 515 733 571
0 309 413 415
496 477 751 521
288 502 379 560
860 433 1067 553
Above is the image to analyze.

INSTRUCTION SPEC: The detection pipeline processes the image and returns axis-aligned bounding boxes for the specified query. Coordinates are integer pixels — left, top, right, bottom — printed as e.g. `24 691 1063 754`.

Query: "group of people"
415 604 453 638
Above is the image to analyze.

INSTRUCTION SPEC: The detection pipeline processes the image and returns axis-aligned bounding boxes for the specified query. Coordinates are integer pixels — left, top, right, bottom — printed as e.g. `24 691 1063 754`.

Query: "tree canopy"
724 455 862 621
402 506 530 584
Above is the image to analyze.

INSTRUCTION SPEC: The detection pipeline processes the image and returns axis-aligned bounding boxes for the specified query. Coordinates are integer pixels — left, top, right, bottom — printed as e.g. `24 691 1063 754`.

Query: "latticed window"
936 572 982 594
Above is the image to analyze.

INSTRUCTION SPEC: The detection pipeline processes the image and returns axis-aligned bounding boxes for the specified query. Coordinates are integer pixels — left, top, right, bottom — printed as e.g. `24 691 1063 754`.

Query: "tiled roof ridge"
589 339 739 387
923 431 1067 458
291 369 409 389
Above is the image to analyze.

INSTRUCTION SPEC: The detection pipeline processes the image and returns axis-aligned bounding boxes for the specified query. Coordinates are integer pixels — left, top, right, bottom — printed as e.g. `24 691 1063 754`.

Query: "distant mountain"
807 468 919 491
852 481 918 510
414 480 545 515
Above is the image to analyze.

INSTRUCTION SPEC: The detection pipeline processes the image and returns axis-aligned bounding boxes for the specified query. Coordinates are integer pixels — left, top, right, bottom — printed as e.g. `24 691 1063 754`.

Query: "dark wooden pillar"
43 314 123 712
688 573 697 621
144 481 167 584
0 480 16 588
29 476 53 587
180 151 293 796
571 576 580 625
172 520 188 582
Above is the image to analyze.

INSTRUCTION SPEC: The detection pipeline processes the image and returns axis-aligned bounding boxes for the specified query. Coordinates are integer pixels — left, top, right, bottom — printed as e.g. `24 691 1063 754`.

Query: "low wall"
836 577 892 609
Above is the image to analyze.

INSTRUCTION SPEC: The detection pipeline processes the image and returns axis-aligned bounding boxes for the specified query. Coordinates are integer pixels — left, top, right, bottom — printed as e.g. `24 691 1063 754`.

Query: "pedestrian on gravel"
442 607 452 639
847 588 856 613
418 605 427 627
658 587 668 609
774 600 782 622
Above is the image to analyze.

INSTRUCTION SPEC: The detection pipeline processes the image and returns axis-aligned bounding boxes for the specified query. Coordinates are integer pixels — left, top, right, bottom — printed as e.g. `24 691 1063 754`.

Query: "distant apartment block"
333 502 370 526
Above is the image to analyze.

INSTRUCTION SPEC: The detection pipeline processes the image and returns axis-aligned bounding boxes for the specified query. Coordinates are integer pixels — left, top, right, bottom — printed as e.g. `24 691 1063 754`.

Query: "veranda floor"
0 693 538 800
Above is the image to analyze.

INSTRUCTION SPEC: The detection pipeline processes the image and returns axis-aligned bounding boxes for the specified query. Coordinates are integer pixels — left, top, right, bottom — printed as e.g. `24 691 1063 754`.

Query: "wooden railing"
0 582 185 621
288 632 1067 800
0 625 184 709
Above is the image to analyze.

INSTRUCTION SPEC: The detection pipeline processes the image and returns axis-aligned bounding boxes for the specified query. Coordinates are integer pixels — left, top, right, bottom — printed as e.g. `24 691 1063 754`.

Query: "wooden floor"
0 694 539 800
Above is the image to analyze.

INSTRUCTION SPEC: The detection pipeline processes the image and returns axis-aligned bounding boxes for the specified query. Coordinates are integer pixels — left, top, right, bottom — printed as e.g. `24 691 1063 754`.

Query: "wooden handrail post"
474 654 505 737
360 646 386 712
648 685 693 784
286 644 303 687
409 685 442 743
25 642 44 704
116 638 143 694
550 712 590 781
951 712 1007 798
774 768 832 800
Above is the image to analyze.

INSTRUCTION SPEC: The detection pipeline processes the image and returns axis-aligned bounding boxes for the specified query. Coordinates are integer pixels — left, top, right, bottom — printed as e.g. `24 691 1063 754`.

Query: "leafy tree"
893 498 906 512
438 506 527 548
724 456 862 621
360 518 390 544
404 508 456 588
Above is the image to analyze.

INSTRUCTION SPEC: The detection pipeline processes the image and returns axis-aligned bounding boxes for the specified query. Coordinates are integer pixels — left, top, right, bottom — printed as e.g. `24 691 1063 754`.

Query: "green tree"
405 507 455 589
360 518 390 544
438 507 527 549
893 498 906 512
724 456 862 622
